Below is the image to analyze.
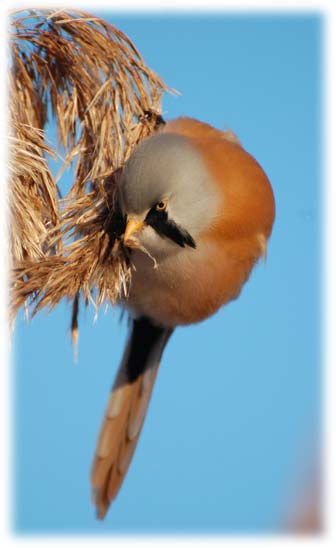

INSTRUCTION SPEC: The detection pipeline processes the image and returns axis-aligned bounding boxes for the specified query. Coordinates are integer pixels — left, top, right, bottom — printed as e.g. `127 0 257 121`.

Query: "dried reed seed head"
9 9 170 327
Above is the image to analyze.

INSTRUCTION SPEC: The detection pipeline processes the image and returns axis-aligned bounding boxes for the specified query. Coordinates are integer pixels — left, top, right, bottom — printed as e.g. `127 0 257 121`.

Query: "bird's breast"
122 237 262 327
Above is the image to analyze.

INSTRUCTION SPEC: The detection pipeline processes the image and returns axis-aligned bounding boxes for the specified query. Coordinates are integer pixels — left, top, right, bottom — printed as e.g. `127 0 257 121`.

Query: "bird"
91 116 275 519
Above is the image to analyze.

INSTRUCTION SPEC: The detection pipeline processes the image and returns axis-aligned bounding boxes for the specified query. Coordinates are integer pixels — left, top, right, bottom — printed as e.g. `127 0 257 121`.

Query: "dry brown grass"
9 9 170 339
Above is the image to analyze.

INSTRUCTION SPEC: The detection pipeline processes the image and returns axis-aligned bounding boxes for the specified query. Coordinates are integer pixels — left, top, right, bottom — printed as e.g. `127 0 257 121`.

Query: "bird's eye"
155 200 167 211
155 199 167 212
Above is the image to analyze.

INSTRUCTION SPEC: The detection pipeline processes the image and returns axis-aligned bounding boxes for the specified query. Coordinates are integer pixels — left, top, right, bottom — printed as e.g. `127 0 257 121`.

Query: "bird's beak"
123 217 145 243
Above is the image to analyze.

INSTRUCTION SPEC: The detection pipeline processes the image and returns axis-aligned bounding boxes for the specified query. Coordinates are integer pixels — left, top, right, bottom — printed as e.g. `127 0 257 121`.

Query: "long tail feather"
91 316 173 519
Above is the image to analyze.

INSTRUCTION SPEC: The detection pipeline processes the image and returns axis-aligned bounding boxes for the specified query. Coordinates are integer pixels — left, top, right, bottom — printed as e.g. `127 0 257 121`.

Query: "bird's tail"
91 316 173 519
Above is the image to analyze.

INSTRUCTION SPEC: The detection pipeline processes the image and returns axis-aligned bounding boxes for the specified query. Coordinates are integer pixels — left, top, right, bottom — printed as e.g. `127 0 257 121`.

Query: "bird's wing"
91 316 173 519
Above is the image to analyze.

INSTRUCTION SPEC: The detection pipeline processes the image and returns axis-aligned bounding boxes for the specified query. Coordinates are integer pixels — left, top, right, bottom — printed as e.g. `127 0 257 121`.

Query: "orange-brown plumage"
161 117 275 317
164 117 275 242
91 360 160 519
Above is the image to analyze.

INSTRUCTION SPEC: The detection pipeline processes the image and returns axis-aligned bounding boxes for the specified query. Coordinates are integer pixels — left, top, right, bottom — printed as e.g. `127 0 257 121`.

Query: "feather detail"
256 233 267 261
163 116 240 144
91 317 173 519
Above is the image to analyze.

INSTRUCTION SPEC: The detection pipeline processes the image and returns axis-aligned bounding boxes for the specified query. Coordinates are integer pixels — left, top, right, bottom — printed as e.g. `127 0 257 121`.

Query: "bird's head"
118 132 219 259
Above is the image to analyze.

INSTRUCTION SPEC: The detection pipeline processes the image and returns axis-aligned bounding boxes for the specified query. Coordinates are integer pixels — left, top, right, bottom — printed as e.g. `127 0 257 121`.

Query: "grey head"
118 132 219 258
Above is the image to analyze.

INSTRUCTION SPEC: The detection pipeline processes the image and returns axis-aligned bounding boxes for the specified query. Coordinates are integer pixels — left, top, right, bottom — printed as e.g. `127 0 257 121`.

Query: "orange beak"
123 218 144 243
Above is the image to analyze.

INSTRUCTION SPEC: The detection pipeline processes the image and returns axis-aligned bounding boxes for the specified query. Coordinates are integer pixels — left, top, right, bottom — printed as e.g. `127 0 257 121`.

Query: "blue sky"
13 13 321 534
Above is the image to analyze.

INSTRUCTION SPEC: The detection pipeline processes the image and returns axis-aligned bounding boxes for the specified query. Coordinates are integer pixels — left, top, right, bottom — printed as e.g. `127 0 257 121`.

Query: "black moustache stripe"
145 208 196 249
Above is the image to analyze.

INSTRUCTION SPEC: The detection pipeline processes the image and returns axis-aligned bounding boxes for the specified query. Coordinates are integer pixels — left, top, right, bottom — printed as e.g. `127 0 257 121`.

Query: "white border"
1 0 334 546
